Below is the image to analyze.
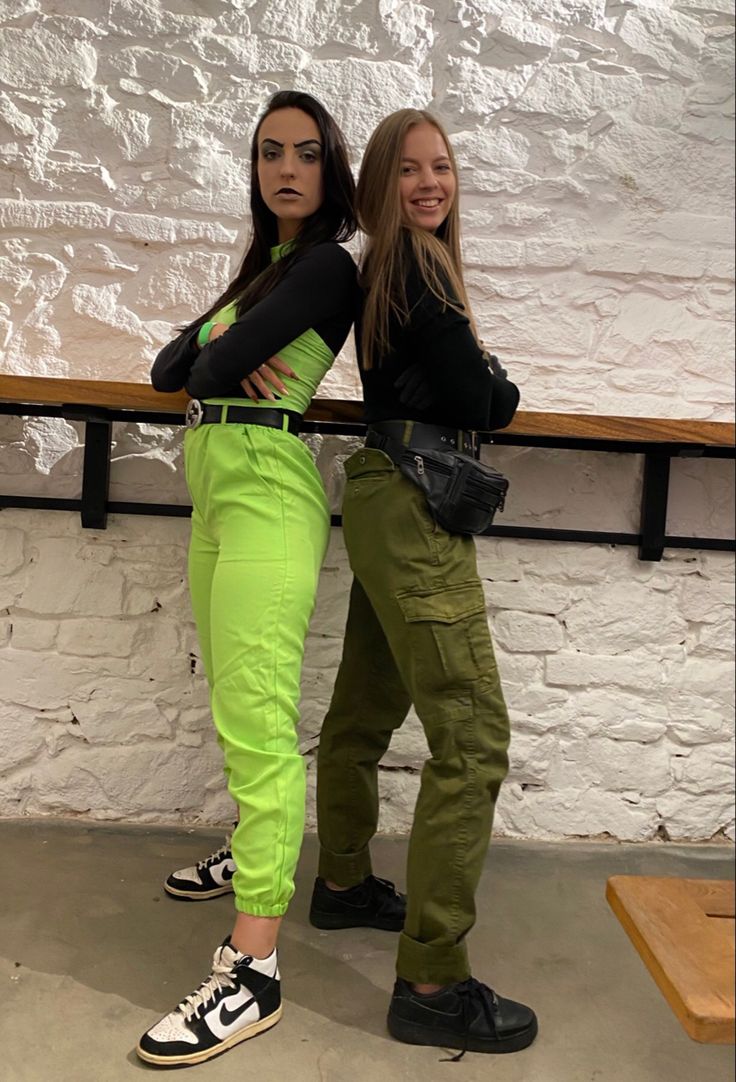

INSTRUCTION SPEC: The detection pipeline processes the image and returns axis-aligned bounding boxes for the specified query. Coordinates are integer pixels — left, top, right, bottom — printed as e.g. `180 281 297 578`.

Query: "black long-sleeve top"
150 243 358 399
358 257 520 432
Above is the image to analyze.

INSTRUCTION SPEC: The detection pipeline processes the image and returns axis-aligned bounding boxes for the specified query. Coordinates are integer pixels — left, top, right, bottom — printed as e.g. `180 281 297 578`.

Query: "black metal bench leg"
639 452 671 561
81 418 112 529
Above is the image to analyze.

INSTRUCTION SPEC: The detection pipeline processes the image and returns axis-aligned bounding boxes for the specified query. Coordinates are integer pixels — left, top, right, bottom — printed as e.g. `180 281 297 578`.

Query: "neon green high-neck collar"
270 239 296 262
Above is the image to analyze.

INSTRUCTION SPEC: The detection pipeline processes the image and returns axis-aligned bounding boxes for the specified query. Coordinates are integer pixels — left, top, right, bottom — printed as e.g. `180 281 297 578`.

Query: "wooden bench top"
607 875 735 1044
0 374 734 446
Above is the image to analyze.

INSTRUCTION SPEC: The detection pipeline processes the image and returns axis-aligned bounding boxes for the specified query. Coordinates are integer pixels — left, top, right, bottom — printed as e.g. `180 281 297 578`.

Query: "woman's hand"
241 355 298 402
201 320 298 400
480 343 508 378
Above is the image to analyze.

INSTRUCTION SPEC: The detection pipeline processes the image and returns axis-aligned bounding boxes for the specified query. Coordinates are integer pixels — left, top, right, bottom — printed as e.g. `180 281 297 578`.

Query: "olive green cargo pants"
316 448 510 985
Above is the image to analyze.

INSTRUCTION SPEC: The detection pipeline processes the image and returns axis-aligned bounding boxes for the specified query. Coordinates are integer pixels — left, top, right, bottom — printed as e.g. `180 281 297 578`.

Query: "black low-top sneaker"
164 836 236 900
309 875 406 931
387 976 537 1058
136 940 281 1068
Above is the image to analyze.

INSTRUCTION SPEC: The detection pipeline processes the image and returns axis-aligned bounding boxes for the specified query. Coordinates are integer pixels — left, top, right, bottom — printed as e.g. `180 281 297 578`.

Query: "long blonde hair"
356 109 476 369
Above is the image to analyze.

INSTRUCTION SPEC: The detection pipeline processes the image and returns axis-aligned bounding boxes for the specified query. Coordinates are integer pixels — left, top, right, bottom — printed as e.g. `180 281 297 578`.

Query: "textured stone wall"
0 499 734 841
0 0 734 411
0 1 734 840
0 439 734 841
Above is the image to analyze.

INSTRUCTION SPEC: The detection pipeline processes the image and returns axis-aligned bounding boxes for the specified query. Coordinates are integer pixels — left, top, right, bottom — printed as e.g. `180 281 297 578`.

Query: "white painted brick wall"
1 424 734 844
0 506 733 841
0 1 734 841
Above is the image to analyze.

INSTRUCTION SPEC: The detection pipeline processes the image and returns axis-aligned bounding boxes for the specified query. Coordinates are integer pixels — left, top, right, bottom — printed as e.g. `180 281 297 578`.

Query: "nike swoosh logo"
218 993 257 1028
211 860 236 886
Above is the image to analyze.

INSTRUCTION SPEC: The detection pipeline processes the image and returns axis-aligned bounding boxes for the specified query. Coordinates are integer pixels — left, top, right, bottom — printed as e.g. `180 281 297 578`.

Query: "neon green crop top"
200 243 335 417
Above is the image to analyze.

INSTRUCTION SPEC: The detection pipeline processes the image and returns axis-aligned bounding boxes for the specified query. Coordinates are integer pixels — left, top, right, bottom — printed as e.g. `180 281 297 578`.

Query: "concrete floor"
0 821 733 1082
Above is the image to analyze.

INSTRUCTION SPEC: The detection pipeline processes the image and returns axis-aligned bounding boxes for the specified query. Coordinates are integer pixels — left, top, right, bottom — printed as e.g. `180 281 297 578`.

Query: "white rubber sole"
136 1004 283 1066
163 880 235 900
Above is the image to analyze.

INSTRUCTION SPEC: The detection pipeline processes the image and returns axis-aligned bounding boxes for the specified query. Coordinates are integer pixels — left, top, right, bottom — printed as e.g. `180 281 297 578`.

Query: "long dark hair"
186 91 356 331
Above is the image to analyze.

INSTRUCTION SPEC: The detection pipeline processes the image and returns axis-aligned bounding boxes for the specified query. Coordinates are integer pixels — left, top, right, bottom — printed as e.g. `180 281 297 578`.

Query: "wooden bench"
0 374 733 445
607 876 735 1044
1 374 734 559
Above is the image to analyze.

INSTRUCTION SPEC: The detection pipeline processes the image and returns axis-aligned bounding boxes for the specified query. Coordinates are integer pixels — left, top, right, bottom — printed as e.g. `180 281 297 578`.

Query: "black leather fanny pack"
366 421 509 536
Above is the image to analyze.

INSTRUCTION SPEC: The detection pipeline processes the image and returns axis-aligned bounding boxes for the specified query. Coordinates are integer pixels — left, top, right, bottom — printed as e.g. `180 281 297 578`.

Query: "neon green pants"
184 418 330 916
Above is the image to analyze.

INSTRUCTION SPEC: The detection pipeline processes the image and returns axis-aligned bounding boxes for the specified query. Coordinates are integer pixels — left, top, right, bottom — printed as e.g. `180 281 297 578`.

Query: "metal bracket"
639 453 671 561
1 404 733 558
80 418 112 529
61 405 112 531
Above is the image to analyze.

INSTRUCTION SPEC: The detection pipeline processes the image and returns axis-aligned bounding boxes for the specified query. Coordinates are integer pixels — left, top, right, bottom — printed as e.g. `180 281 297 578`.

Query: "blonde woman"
310 110 537 1059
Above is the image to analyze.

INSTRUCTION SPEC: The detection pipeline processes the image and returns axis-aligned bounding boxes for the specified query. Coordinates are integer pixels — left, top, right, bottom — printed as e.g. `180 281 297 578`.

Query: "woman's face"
257 107 325 241
399 122 456 232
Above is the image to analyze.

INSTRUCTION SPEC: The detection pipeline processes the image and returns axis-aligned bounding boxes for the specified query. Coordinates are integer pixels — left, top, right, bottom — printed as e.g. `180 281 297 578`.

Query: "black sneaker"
309 875 406 931
164 837 236 900
136 940 281 1068
387 977 537 1057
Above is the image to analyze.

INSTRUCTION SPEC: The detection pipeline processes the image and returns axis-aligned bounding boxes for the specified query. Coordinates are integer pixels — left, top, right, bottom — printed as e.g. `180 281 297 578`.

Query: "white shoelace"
177 949 239 1021
197 838 232 871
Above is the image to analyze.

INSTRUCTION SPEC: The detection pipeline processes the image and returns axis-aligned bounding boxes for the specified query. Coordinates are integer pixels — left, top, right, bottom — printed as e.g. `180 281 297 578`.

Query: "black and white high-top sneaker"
136 940 281 1067
164 835 236 900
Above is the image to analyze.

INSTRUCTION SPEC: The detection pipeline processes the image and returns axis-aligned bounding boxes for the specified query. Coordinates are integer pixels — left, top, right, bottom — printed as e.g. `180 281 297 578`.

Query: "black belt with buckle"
185 399 301 435
366 420 478 458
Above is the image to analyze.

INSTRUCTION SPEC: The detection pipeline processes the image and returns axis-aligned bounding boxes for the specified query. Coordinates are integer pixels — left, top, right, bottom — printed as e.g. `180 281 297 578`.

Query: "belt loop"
220 404 228 424
402 420 414 446
281 413 289 432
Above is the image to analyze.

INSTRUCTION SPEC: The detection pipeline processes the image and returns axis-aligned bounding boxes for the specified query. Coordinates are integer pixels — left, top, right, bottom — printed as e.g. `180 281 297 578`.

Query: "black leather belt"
185 399 301 435
366 420 477 457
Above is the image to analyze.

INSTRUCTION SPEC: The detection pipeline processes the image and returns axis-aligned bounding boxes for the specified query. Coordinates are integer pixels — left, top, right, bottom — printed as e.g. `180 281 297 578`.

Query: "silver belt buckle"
185 399 204 429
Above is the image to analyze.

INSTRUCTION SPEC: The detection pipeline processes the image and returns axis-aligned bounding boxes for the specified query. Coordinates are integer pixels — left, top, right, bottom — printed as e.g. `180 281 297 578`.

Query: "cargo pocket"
344 448 395 480
343 449 396 571
396 580 497 710
344 449 394 506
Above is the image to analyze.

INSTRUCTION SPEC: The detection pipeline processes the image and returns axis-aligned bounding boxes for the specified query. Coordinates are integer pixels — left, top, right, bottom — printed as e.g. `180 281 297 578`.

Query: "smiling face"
398 122 457 232
256 107 325 242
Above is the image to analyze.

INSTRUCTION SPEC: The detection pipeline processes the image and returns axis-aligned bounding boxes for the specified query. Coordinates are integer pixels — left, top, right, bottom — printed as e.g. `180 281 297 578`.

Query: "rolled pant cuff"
396 932 471 986
318 845 372 887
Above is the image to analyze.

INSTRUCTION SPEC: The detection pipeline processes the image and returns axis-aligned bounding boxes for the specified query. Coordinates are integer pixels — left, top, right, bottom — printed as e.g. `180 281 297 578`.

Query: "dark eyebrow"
260 138 323 149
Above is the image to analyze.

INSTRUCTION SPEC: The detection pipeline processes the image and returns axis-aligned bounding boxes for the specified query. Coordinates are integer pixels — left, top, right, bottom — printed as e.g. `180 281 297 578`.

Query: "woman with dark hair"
312 109 537 1058
137 91 358 1068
